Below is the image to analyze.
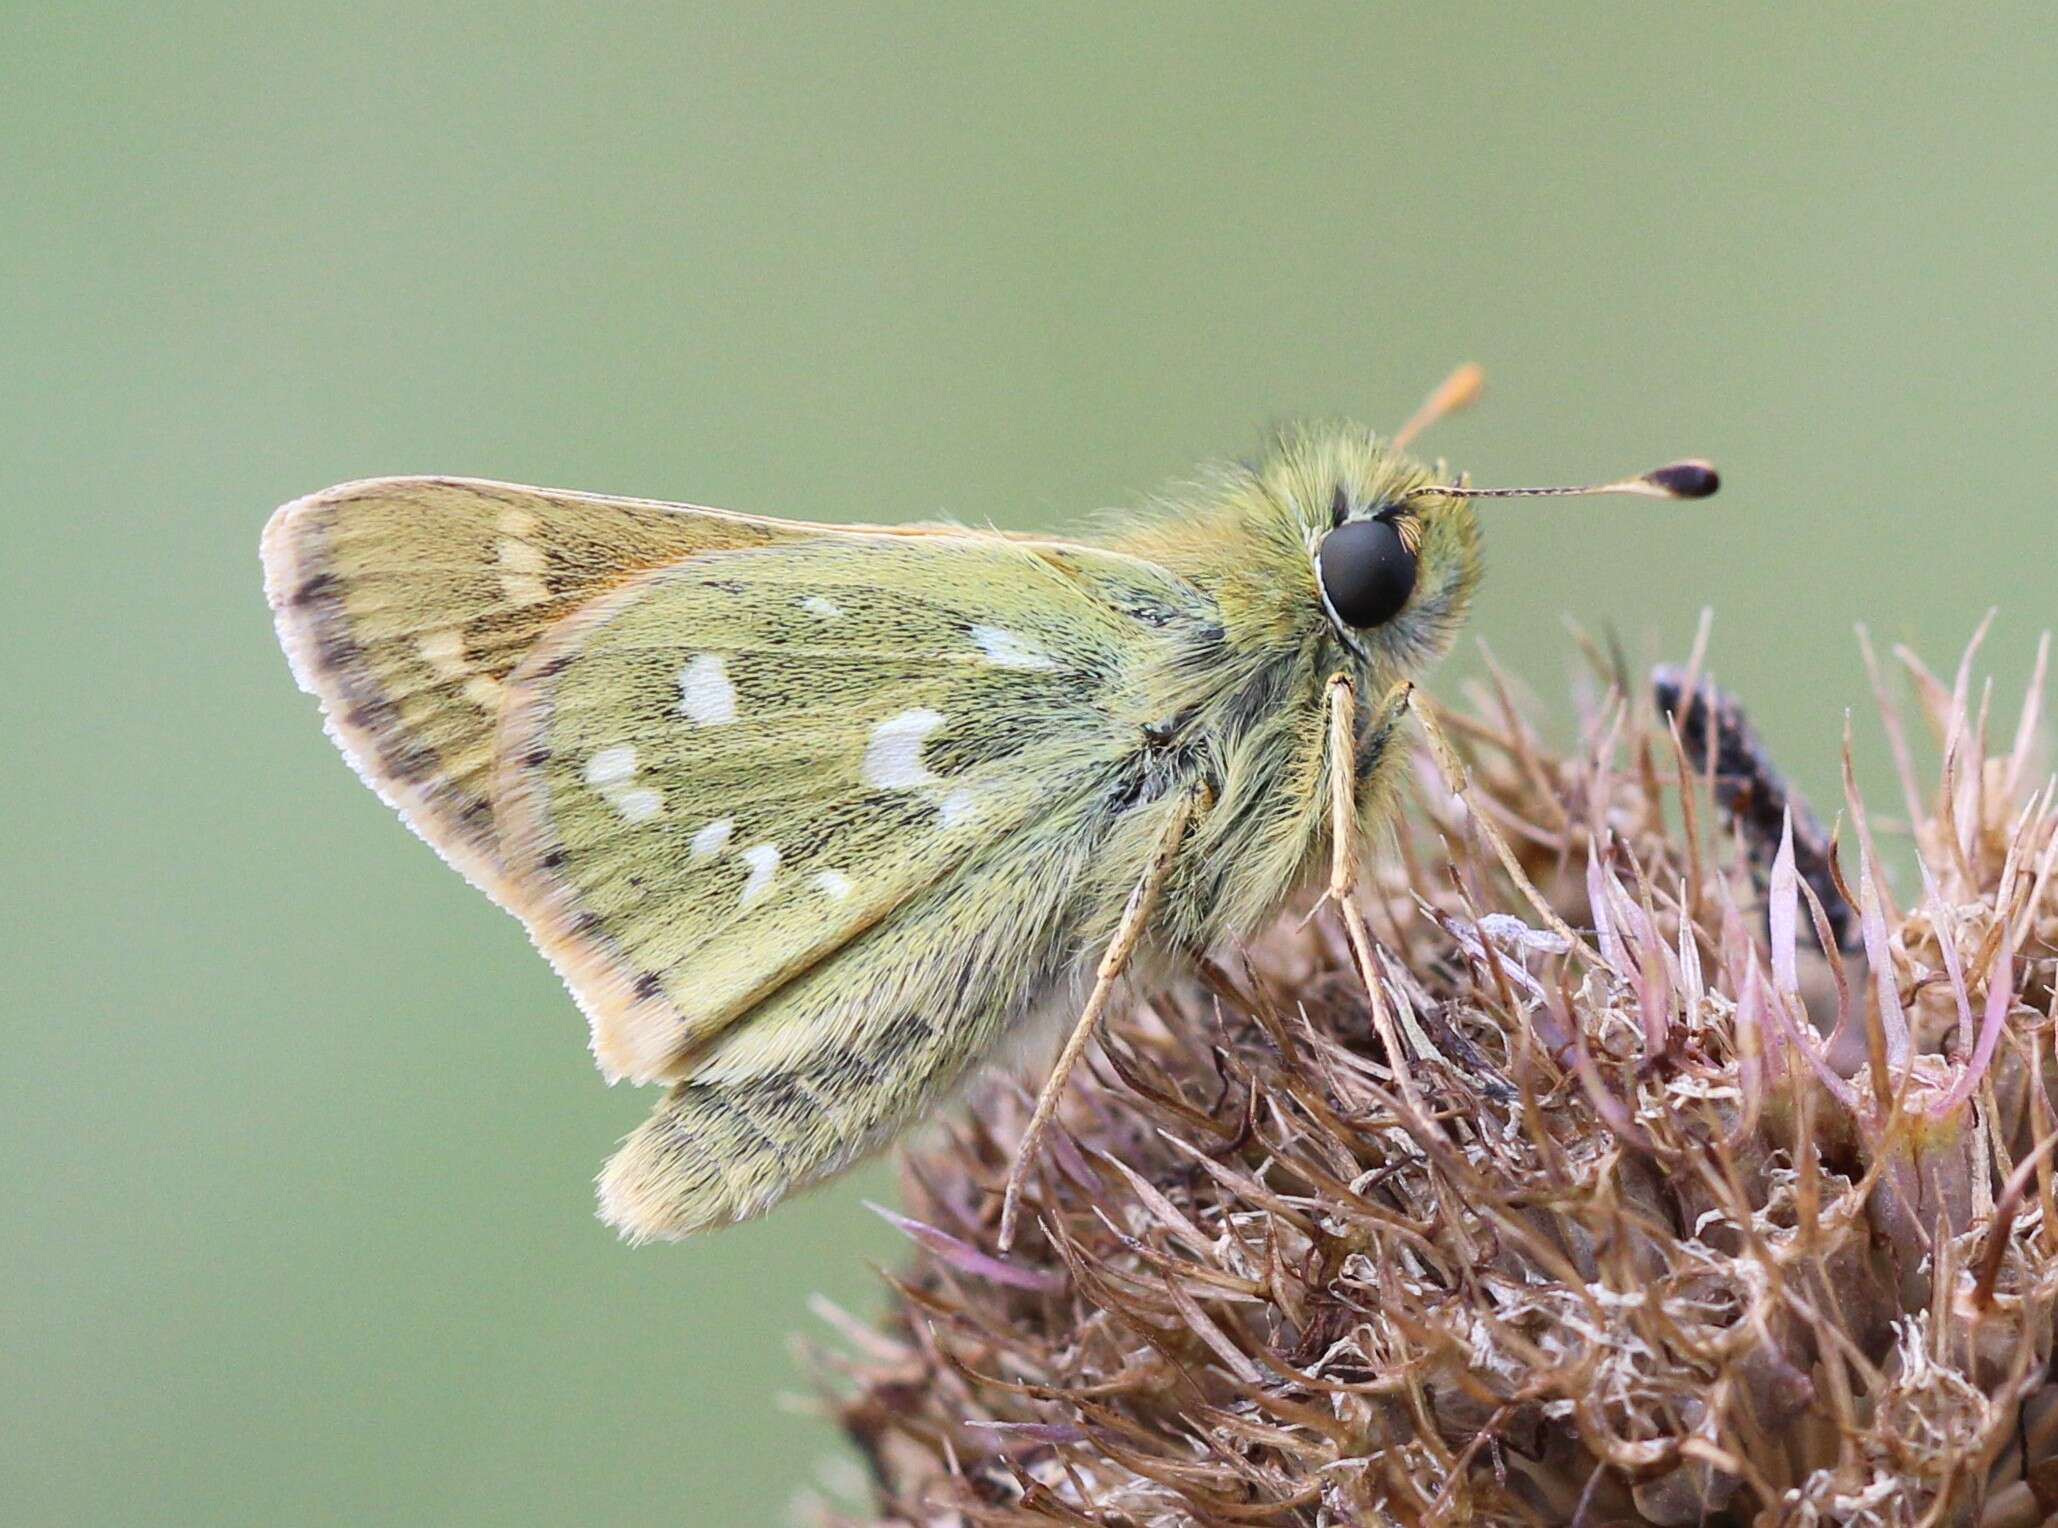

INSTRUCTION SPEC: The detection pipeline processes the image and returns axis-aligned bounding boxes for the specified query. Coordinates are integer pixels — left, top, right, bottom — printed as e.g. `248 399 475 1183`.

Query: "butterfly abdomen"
597 996 1010 1241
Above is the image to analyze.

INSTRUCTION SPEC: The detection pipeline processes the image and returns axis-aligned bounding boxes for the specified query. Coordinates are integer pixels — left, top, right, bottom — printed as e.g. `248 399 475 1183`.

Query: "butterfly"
261 365 1715 1246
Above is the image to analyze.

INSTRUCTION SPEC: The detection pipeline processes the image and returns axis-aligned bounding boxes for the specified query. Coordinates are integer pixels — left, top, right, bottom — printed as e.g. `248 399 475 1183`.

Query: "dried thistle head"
817 626 2057 1527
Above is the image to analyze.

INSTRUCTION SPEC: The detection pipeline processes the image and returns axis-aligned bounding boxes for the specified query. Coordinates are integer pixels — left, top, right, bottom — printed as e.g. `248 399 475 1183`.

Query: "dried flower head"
816 623 2057 1527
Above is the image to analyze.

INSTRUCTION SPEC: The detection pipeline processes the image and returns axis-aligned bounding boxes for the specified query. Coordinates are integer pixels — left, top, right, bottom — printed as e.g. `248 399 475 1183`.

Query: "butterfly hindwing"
595 784 1119 1239
492 531 1203 1084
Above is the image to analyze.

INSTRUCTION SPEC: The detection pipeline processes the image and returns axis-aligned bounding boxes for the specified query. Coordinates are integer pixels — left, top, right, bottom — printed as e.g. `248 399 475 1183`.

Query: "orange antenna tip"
1391 363 1487 451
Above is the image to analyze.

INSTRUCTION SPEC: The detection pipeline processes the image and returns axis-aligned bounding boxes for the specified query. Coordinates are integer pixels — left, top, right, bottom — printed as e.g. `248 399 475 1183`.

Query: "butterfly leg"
1325 673 1425 1107
1324 673 1414 909
997 783 1206 1251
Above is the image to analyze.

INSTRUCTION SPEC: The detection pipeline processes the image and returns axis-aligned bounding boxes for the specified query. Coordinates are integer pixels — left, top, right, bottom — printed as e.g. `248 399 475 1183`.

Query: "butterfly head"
1309 442 1483 677
1110 418 1715 690
1287 424 1718 677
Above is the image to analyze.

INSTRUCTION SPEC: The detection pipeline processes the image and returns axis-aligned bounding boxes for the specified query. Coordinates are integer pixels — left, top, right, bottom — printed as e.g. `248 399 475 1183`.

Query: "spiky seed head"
816 627 2058 1527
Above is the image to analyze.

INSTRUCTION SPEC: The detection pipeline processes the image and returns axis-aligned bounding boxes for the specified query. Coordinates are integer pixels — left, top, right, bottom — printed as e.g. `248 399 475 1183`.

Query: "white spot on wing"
739 843 780 907
497 534 549 605
677 654 738 725
616 787 663 821
585 746 663 822
417 628 468 680
691 817 734 859
585 745 638 786
813 869 854 900
800 595 844 618
970 624 1058 671
862 709 944 789
938 787 978 828
497 537 546 574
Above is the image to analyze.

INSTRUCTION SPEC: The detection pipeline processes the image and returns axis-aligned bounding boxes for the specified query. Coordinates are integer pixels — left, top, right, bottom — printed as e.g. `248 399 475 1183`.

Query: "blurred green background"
5 5 2051 1523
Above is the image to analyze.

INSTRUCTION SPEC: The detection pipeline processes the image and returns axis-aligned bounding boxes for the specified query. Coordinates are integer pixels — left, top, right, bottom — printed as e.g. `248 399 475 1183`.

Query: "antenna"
1401 459 1720 505
1390 362 1486 451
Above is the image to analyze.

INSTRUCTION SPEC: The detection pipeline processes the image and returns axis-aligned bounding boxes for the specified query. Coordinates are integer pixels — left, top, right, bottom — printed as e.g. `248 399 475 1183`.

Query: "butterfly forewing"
491 533 1179 1084
262 477 802 894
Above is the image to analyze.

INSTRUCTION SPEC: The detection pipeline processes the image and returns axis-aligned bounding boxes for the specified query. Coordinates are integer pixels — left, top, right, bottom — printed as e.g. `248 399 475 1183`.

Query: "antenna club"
1646 459 1720 500
1396 455 1725 506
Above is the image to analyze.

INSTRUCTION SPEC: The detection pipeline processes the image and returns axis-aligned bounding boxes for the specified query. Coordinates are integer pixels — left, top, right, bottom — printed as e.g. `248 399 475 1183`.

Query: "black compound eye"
1318 516 1417 629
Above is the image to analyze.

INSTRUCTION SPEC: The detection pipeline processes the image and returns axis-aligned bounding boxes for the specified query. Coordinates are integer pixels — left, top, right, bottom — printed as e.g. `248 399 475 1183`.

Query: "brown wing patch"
260 476 795 898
